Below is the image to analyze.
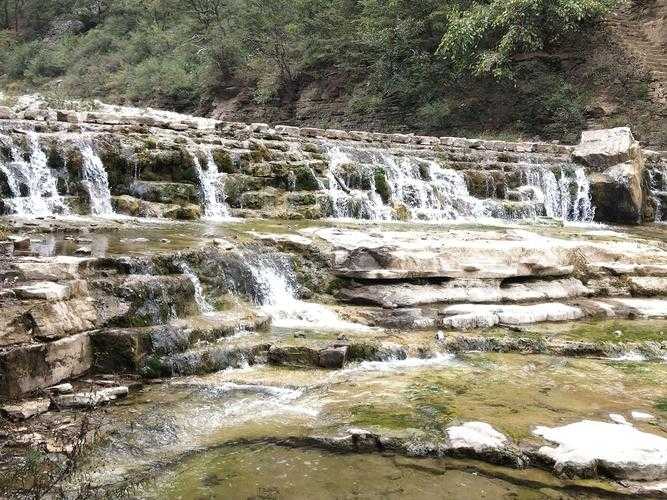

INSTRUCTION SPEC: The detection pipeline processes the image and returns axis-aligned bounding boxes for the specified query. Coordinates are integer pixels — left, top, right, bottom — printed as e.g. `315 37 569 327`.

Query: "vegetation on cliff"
0 0 663 145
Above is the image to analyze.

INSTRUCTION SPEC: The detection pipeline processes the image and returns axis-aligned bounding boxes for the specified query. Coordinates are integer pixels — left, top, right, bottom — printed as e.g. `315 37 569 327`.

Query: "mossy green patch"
212 149 235 174
563 320 667 343
655 398 667 413
374 168 391 204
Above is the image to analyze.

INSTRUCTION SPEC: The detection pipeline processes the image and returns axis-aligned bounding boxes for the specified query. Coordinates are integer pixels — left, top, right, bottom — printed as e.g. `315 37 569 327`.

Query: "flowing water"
178 261 214 314
77 137 114 216
240 250 371 331
649 165 667 222
324 145 484 221
520 165 594 222
0 132 68 216
191 147 231 220
321 142 594 223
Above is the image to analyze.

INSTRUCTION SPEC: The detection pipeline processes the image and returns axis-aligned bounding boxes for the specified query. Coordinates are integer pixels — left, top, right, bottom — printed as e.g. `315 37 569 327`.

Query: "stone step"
90 311 271 373
0 333 92 398
338 278 592 309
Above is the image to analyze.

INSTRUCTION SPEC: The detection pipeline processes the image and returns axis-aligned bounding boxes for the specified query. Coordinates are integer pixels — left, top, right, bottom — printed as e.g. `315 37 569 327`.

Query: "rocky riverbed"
1 98 667 498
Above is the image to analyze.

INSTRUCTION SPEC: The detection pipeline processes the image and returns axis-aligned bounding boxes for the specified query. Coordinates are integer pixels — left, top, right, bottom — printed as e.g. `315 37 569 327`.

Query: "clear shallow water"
5 215 667 497
141 442 612 500
78 352 667 497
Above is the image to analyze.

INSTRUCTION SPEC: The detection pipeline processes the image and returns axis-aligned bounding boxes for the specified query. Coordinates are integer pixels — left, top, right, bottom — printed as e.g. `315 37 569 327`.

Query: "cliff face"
0 100 665 225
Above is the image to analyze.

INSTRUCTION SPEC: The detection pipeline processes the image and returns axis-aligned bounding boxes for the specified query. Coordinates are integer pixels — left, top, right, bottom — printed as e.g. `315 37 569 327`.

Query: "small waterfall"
0 132 67 216
178 262 214 314
648 166 667 222
520 165 594 222
191 147 230 219
77 138 113 216
239 251 371 331
325 147 390 220
323 144 483 221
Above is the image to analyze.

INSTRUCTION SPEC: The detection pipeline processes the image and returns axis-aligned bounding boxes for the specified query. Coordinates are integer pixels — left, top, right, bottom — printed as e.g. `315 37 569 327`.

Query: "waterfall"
323 144 483 221
520 165 594 223
178 262 214 314
0 132 67 216
240 251 371 331
648 166 667 222
77 138 113 216
325 147 390 220
191 147 230 219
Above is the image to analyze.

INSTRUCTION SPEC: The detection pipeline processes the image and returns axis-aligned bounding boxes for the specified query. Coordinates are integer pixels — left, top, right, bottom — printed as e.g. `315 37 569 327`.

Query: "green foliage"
438 0 619 78
0 0 642 144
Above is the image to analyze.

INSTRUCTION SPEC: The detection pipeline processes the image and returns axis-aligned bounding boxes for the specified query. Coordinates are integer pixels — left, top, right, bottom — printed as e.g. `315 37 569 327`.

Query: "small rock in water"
337 334 349 341
294 333 306 339
435 330 445 341
613 330 623 338
631 411 655 422
74 246 92 255
160 238 171 243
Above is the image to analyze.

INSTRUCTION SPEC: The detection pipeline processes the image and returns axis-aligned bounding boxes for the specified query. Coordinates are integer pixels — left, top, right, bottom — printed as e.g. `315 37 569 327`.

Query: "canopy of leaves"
0 0 642 144
438 0 619 78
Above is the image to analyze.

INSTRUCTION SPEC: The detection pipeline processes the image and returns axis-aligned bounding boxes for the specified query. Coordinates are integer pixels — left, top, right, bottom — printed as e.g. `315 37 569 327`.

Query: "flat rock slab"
0 333 92 398
439 303 584 330
303 227 667 281
55 386 129 408
13 281 72 301
534 420 667 481
339 278 590 308
1 398 50 420
11 256 94 281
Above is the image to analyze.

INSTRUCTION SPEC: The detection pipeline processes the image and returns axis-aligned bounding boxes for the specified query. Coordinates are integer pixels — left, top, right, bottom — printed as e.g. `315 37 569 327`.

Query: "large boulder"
573 127 641 171
589 161 644 224
573 128 646 225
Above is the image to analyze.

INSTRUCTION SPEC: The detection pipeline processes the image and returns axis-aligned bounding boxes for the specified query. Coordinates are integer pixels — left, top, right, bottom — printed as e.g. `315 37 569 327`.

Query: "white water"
520 165 594 222
191 147 231 219
0 132 68 216
648 166 667 222
324 146 484 221
178 262 214 314
243 252 371 331
77 138 113 216
342 353 457 374
323 143 594 223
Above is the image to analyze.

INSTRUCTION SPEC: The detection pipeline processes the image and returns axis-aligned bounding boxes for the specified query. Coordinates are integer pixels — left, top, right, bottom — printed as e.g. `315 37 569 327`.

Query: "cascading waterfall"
0 132 67 216
520 165 594 222
178 262 214 314
325 147 390 220
191 147 230 219
648 166 667 222
239 251 370 331
77 137 114 216
323 144 483 221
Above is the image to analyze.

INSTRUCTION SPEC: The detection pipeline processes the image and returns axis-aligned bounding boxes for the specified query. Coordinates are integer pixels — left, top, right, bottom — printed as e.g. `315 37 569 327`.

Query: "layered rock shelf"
0 98 665 224
2 98 667 497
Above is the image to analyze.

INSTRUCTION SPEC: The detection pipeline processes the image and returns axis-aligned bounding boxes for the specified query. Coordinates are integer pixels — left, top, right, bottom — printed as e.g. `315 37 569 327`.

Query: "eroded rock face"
573 128 647 224
590 161 645 224
0 333 92 398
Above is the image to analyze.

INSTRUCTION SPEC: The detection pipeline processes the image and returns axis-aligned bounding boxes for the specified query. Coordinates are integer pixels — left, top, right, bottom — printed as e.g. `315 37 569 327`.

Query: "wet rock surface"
0 101 667 495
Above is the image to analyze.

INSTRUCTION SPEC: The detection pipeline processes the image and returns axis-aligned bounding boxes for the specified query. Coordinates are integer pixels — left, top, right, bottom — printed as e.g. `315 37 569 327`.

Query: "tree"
437 0 619 78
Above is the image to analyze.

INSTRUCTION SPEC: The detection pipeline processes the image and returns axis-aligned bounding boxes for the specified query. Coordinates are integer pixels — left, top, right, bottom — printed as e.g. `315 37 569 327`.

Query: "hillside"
0 0 665 147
